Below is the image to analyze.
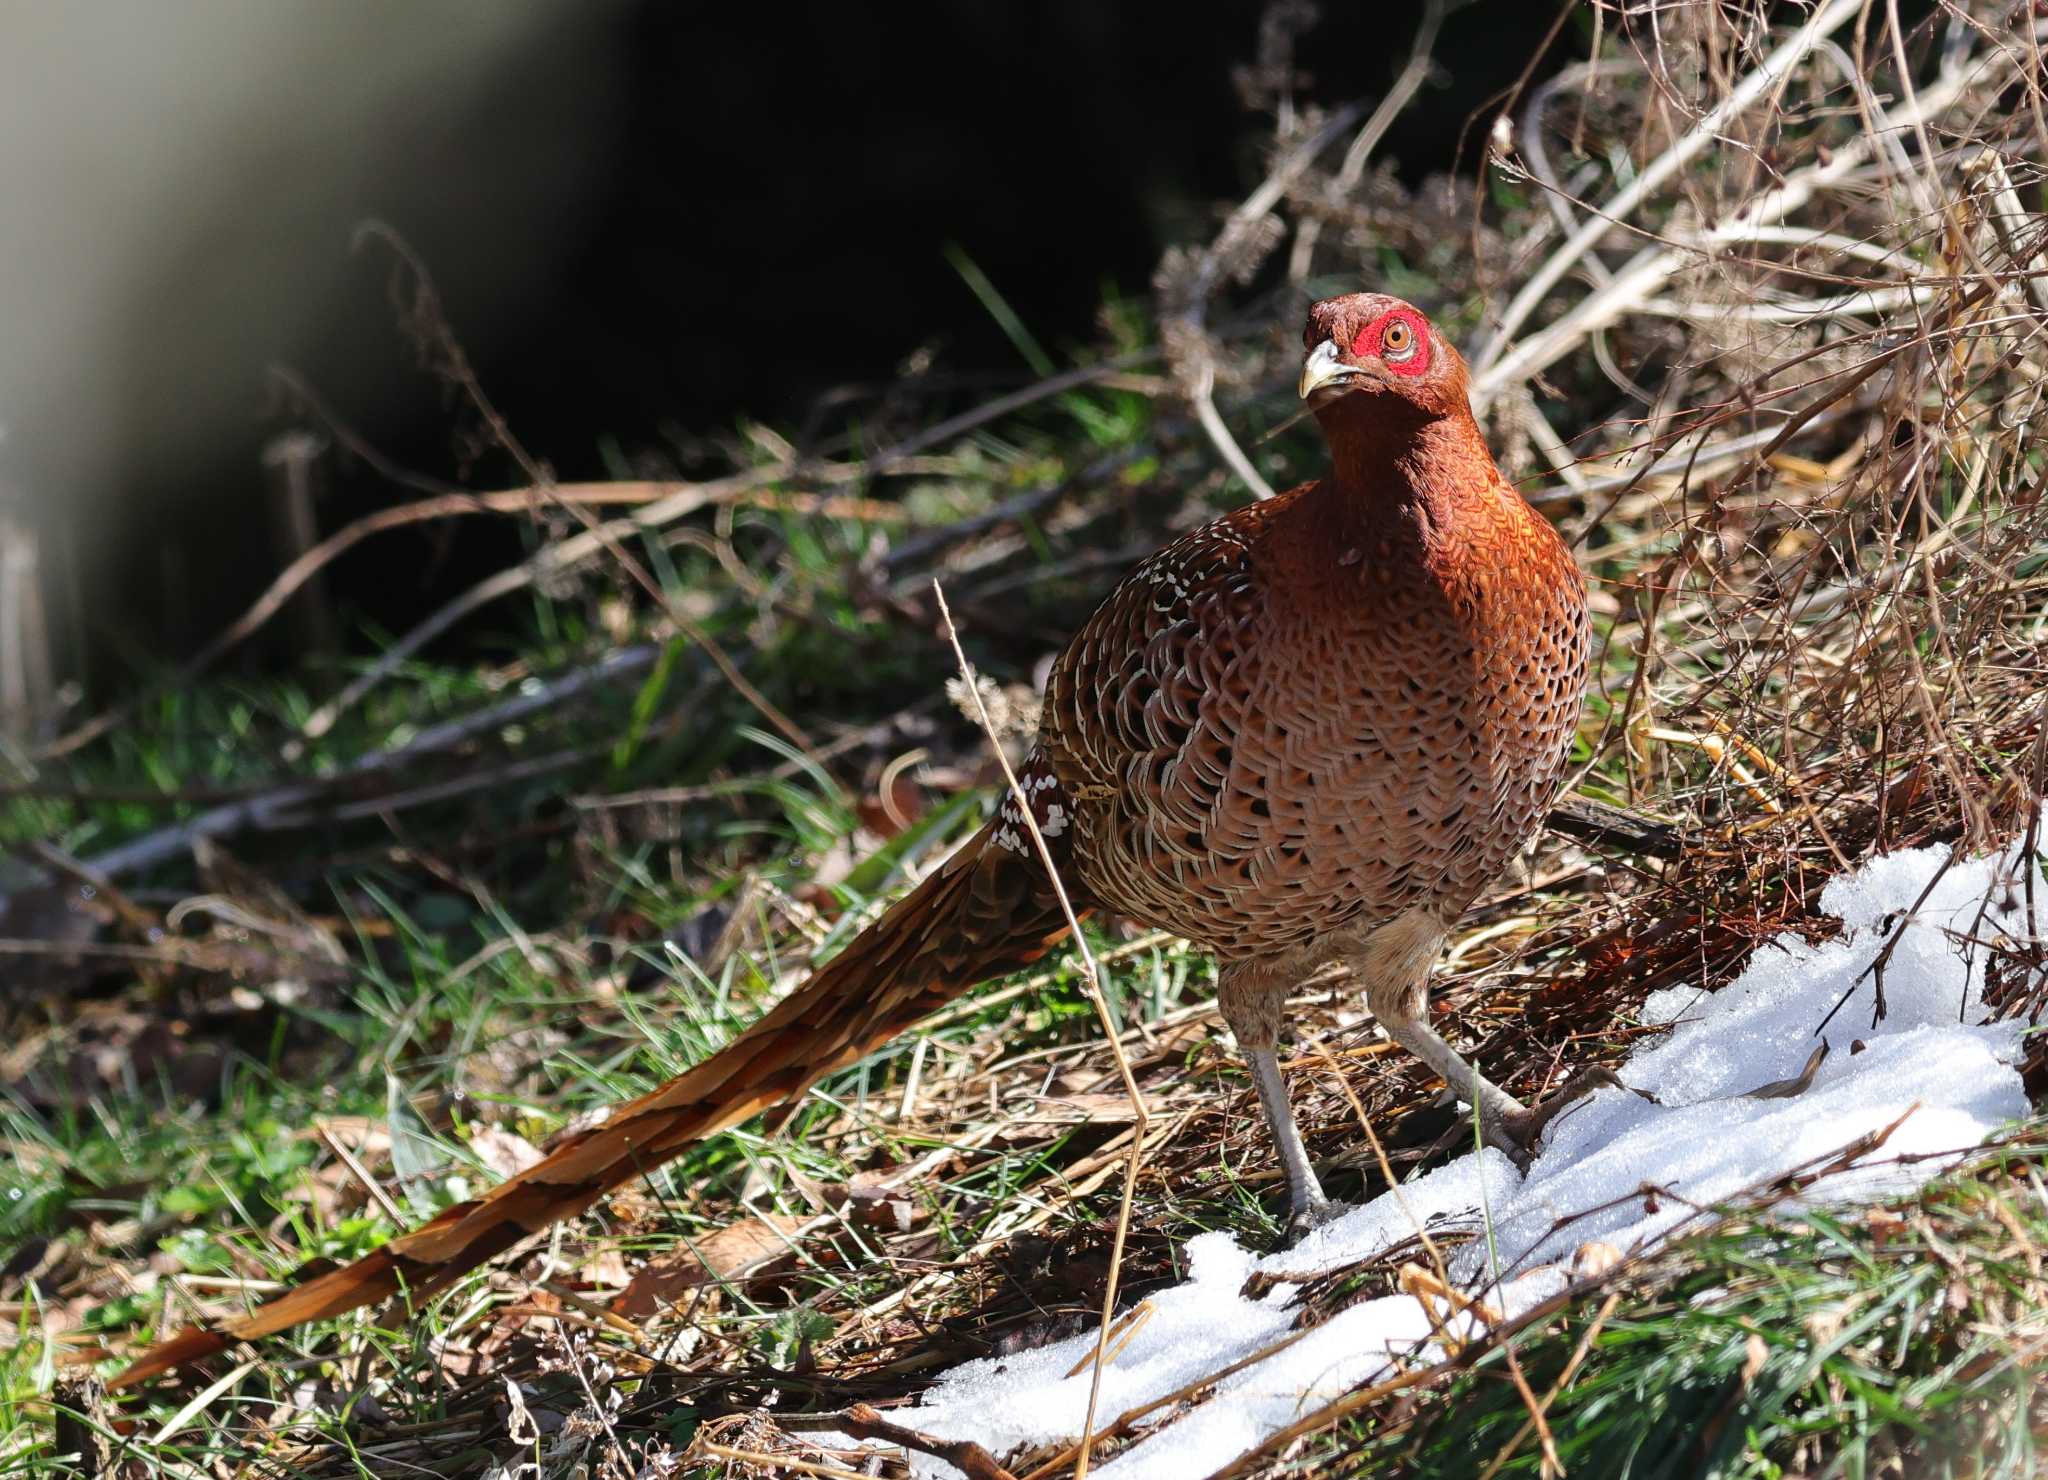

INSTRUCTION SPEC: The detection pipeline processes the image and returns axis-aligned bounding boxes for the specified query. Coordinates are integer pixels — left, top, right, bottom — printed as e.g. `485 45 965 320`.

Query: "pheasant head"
1296 293 1484 491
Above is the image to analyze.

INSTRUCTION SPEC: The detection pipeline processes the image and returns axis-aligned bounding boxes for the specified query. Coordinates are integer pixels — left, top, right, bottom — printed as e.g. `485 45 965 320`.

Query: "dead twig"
82 644 661 879
1162 101 1367 500
1476 1291 1621 1480
836 1402 1020 1480
934 580 1147 1480
691 1441 875 1480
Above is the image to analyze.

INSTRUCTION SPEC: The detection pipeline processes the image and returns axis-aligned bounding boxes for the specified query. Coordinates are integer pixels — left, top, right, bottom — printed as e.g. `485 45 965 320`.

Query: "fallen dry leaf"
1571 1240 1624 1279
818 1173 922 1234
468 1125 546 1180
613 1213 809 1319
1024 1092 1150 1124
855 769 928 839
581 1247 633 1290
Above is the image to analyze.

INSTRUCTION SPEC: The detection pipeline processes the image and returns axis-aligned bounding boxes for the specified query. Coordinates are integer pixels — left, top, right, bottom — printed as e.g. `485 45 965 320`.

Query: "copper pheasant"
116 292 1590 1387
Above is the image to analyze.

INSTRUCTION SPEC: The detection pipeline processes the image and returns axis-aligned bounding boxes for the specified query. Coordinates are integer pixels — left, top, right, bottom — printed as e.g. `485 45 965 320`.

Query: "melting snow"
830 845 2040 1480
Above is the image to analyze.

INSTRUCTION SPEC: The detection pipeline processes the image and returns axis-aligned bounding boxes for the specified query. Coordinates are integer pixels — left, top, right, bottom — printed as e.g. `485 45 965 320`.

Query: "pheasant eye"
1381 318 1417 361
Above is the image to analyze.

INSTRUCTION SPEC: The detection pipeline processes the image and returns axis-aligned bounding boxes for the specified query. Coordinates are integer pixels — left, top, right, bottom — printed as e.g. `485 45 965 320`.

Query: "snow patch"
831 845 2040 1480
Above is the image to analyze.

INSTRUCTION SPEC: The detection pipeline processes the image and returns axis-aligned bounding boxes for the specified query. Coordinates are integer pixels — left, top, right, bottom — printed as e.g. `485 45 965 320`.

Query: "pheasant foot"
1485 1066 1626 1167
1284 1194 1350 1242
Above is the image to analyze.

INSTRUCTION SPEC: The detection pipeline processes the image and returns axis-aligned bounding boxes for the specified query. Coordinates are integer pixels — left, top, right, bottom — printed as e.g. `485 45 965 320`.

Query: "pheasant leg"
1351 913 1537 1165
1369 1003 1535 1161
1220 960 1331 1229
1245 1043 1331 1230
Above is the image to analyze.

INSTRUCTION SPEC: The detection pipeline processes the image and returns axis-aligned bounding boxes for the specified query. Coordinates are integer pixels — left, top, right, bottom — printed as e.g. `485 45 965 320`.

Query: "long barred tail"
114 821 1079 1388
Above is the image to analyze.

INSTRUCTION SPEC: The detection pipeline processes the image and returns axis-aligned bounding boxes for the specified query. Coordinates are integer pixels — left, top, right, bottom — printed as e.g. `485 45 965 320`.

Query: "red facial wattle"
1351 311 1431 378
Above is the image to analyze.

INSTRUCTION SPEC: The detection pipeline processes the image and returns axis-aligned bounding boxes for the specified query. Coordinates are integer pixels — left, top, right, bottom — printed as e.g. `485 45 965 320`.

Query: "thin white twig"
1513 386 1591 493
1473 42 1983 413
1734 224 1928 270
1514 58 1640 271
1167 101 1366 500
1190 360 1273 501
932 581 1148 1480
1632 281 1944 323
83 645 662 879
1287 2 1446 283
1472 0 1865 381
1963 147 2048 317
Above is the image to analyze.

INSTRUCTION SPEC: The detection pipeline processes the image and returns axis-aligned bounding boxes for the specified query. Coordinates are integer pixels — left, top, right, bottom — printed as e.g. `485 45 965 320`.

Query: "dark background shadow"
0 0 1577 688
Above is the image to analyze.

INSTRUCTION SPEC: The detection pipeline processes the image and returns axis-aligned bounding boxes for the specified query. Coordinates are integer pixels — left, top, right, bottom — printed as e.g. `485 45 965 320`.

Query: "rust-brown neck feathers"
1308 359 1506 557
1298 292 1506 548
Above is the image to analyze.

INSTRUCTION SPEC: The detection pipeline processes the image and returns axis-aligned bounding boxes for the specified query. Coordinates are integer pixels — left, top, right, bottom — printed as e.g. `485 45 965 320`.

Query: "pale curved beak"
1297 339 1358 400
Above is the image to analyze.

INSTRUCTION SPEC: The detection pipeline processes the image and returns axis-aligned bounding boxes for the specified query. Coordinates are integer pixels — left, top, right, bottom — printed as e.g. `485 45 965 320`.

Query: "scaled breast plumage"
1003 463 1587 962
